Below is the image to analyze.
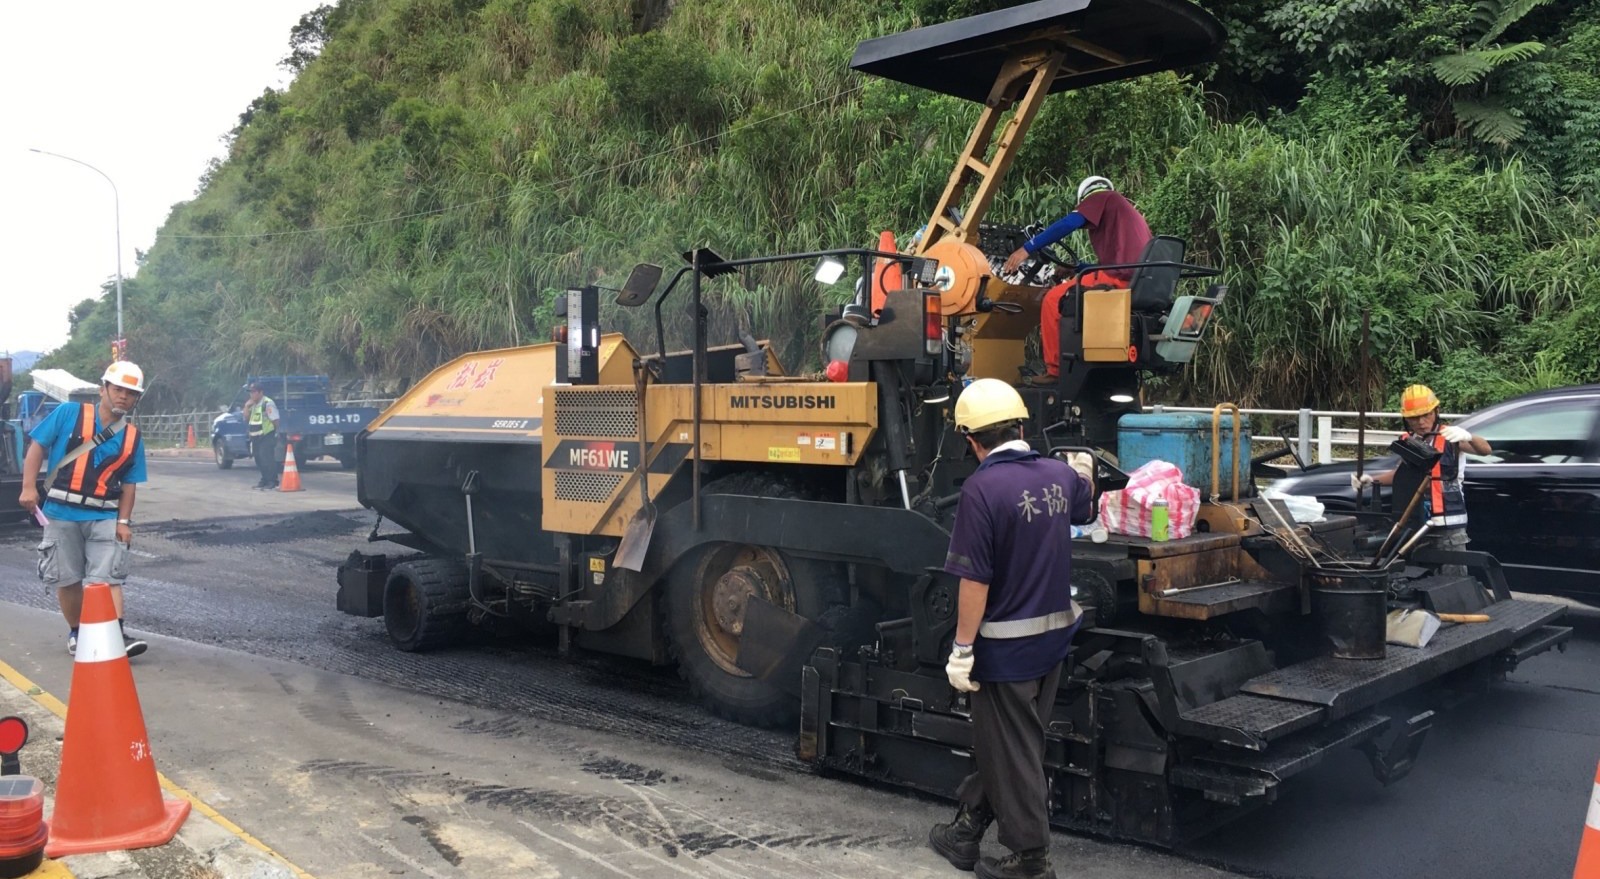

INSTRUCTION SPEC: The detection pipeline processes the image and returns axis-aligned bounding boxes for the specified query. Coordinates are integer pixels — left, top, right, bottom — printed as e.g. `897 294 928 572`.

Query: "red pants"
1040 270 1121 377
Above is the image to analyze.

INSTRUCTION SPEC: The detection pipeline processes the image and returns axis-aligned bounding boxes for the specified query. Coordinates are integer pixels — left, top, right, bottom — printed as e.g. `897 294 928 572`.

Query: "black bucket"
1308 564 1391 660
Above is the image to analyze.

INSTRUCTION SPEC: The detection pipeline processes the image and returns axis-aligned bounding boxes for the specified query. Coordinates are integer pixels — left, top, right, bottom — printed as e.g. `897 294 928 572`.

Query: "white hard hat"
954 378 1029 434
1076 175 1114 202
102 361 146 394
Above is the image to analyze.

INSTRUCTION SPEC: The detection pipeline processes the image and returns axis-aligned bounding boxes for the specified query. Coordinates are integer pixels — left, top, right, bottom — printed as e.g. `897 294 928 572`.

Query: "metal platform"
1176 599 1568 748
1147 579 1298 619
849 0 1225 103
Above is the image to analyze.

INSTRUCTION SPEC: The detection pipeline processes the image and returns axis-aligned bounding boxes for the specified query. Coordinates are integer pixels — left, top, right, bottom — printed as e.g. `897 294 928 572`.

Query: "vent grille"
555 471 624 503
554 389 638 438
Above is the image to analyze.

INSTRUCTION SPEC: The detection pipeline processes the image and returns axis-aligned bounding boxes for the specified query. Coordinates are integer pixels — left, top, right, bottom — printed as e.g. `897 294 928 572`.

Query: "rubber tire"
213 440 233 470
383 558 473 652
665 473 847 728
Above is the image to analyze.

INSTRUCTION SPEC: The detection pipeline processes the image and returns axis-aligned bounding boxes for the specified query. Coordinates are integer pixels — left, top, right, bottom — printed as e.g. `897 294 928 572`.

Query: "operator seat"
1129 235 1187 314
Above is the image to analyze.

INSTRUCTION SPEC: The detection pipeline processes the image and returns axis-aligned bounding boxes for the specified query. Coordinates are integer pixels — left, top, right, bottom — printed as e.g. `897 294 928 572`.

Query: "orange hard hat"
1400 384 1440 418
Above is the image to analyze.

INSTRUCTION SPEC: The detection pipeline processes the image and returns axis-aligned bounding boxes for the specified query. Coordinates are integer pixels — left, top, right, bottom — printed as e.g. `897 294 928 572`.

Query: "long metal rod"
1373 476 1432 563
1356 310 1369 508
691 250 703 531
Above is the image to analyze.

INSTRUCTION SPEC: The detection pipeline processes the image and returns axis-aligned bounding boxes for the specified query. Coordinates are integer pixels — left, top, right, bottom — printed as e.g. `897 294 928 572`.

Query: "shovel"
615 363 655 572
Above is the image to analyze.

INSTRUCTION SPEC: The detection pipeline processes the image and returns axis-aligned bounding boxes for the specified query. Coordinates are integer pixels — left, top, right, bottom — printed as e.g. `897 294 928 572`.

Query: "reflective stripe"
1425 513 1468 527
1588 780 1600 832
978 603 1081 639
68 404 94 492
47 489 118 509
94 424 139 496
74 619 126 664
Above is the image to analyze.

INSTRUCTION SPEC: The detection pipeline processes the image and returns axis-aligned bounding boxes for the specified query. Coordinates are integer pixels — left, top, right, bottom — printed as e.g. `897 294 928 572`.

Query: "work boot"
976 847 1056 879
928 803 993 871
124 637 148 658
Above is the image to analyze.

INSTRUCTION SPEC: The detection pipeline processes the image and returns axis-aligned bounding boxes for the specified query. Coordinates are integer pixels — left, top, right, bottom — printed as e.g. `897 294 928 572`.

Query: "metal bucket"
1308 564 1391 660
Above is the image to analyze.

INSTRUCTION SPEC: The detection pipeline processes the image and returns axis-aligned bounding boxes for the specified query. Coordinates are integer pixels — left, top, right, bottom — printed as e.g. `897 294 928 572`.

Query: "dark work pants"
251 434 281 486
955 663 1063 853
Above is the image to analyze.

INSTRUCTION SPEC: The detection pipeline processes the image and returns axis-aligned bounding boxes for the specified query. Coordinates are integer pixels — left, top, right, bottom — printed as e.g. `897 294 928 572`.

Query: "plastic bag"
1099 460 1202 540
1260 487 1326 524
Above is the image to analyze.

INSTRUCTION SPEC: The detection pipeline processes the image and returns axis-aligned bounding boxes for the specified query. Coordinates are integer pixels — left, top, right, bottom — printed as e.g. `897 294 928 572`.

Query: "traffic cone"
1576 761 1600 878
46 584 189 857
184 423 196 449
278 442 303 492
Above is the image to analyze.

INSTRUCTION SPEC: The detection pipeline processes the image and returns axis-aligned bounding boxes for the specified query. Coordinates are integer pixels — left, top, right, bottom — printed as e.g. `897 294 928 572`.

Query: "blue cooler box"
1116 412 1251 499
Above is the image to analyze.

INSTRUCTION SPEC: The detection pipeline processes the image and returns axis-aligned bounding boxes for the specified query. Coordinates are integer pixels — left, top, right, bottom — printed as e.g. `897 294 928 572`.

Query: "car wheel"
213 440 233 470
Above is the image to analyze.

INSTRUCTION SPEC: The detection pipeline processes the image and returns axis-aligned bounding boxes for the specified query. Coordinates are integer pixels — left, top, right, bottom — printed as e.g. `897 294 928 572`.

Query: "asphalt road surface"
0 457 1593 879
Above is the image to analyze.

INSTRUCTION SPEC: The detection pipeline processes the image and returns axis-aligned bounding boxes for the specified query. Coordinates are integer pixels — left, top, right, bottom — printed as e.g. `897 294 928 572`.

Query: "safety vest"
1404 429 1468 528
47 404 141 512
969 446 1083 639
247 397 277 437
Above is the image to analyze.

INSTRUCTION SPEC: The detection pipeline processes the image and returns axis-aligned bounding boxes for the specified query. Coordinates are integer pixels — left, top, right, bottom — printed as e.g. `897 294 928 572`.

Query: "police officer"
1353 384 1488 572
244 382 282 490
928 379 1095 879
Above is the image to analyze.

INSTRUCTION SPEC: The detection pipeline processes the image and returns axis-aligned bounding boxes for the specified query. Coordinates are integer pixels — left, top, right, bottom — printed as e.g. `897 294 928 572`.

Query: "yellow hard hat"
954 378 1029 434
1400 384 1439 418
101 361 146 394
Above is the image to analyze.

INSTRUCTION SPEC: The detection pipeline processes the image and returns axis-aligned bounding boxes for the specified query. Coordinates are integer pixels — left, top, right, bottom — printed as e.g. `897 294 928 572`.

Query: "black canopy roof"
850 0 1225 103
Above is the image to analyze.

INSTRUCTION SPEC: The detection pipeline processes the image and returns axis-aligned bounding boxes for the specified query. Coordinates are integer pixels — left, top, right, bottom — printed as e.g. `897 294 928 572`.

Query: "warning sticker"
815 433 837 451
768 447 801 462
797 433 812 447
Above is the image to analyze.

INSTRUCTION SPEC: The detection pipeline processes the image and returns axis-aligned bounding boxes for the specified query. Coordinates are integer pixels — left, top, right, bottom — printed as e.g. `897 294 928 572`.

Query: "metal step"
1175 599 1564 746
1172 712 1391 802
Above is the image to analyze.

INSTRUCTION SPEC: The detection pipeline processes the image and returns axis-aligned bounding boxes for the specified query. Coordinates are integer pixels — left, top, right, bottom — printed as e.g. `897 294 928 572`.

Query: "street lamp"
30 148 125 358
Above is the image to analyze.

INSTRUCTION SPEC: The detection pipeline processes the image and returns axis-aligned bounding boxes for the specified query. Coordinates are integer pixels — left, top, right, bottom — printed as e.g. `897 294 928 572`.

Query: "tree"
1431 0 1555 145
281 5 336 73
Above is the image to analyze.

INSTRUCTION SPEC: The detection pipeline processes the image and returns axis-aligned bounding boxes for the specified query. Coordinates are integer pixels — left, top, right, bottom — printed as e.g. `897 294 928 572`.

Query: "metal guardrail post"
1297 408 1311 466
1317 415 1334 464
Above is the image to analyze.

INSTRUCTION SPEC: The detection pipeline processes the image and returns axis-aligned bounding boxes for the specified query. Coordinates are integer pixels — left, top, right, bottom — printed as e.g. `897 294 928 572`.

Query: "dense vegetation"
38 0 1600 413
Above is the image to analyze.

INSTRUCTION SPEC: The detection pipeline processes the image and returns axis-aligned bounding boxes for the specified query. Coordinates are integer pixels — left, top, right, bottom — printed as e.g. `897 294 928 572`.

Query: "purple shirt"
1076 190 1152 282
944 448 1092 681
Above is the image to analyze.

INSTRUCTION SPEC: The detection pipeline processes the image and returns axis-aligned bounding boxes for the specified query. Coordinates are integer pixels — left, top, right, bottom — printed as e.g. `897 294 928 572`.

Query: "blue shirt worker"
18 362 151 657
928 378 1094 879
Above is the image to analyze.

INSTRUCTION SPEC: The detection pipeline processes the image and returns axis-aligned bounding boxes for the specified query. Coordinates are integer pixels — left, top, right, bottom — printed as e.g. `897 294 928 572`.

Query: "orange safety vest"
1402 429 1467 528
47 404 141 511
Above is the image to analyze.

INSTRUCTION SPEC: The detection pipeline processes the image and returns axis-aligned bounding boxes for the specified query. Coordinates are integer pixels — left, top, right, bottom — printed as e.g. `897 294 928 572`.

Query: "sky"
0 0 319 356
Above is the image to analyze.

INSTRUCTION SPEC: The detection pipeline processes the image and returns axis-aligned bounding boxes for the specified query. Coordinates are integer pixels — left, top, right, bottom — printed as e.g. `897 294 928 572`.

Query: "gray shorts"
36 518 129 587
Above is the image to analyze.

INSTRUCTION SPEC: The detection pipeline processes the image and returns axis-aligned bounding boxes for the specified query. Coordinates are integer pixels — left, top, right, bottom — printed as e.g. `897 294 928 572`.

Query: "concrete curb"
0 664 301 879
144 448 214 460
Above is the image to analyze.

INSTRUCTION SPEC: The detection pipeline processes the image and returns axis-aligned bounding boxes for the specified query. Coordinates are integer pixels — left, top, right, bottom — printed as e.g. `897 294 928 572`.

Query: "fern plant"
1430 0 1553 145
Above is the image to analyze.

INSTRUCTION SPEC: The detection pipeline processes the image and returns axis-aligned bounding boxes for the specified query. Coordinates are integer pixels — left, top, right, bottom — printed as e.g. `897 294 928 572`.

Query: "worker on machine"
1000 176 1152 386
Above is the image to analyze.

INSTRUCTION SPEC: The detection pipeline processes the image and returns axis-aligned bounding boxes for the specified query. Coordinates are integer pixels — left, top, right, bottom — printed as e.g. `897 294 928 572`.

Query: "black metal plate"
850 0 1226 103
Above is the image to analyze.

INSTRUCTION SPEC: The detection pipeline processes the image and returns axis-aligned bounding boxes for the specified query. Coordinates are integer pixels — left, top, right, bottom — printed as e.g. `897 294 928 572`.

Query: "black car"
1271 384 1600 602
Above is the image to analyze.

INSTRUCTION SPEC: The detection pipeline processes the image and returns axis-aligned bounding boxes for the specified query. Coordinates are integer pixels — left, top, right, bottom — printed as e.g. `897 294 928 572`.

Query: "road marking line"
0 657 319 879
518 820 642 879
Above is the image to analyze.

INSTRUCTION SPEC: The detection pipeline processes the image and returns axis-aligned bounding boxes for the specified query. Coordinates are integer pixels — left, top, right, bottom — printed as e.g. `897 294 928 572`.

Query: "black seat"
1129 235 1186 313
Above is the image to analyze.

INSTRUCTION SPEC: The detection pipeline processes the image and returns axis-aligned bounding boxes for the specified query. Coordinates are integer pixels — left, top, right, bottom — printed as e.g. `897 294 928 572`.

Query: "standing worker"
1353 384 1489 572
1000 176 1152 385
929 379 1095 879
244 382 282 490
17 362 150 657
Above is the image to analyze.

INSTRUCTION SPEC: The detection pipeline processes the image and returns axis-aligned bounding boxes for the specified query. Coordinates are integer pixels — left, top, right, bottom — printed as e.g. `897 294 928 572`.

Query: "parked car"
1271 384 1600 603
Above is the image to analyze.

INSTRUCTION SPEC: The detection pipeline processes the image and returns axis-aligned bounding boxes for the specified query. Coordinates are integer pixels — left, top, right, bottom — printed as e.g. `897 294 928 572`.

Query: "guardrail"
134 399 396 447
1148 405 1466 465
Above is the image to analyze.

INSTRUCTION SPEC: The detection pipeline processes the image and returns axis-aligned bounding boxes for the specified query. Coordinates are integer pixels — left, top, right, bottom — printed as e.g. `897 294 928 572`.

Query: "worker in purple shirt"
928 378 1095 879
1001 176 1153 385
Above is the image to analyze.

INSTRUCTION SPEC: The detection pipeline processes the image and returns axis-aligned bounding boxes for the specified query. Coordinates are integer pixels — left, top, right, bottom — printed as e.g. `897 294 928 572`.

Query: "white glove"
1065 452 1095 485
946 642 980 692
1350 473 1374 492
1440 425 1471 444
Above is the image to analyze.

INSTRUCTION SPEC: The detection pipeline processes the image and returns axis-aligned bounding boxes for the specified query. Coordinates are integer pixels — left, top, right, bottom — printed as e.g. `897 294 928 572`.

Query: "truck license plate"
324 434 344 446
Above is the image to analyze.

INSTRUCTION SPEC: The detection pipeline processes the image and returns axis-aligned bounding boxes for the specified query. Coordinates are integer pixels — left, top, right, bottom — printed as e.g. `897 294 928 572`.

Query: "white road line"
633 786 864 879
356 830 453 879
518 820 642 879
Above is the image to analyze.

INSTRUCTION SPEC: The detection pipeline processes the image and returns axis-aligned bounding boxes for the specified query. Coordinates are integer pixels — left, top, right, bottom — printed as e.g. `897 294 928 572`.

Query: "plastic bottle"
1150 497 1170 542
1071 524 1109 543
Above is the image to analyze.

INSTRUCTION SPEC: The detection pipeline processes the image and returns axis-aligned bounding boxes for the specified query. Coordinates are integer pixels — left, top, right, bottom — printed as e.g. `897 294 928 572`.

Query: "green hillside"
39 0 1600 412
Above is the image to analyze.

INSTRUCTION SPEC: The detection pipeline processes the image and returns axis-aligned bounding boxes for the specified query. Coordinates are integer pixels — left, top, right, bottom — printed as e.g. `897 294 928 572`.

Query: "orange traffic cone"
184 424 196 448
278 442 303 492
1576 761 1600 878
870 230 902 315
46 584 189 857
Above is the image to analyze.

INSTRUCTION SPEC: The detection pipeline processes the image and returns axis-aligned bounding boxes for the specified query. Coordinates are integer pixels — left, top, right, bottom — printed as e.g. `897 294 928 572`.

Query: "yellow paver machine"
337 0 1570 845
